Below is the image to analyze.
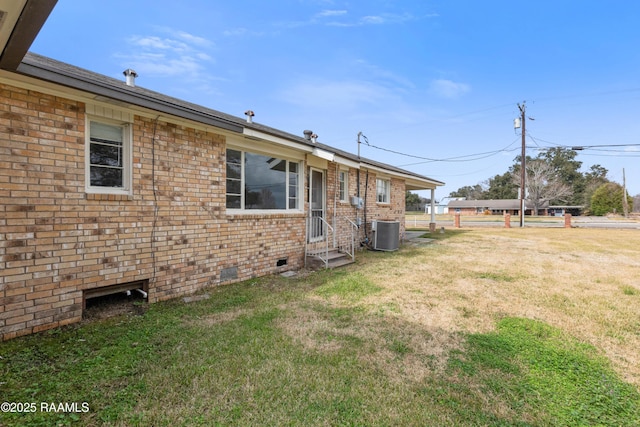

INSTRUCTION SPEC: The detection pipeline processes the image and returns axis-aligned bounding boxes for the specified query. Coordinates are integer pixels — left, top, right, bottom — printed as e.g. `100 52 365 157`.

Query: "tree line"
445 147 634 215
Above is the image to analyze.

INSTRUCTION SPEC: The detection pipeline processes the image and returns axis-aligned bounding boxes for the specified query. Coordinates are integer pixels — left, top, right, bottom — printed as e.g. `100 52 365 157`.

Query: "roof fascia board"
311 147 335 162
243 128 313 153
333 155 360 169
16 61 243 133
0 71 240 138
228 135 305 161
362 163 441 188
0 0 57 70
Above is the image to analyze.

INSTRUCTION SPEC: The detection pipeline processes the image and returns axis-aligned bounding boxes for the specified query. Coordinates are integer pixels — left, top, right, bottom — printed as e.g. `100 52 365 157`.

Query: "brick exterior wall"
0 82 410 340
323 164 406 246
0 83 305 340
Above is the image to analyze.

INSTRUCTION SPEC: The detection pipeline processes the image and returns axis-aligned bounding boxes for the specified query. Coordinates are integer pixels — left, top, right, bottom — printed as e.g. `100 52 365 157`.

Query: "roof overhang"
361 163 443 191
16 54 243 133
0 0 57 71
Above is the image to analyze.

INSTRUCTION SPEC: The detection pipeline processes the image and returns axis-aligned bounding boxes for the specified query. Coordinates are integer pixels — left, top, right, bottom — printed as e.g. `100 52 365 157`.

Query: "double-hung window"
86 119 131 194
338 170 348 202
226 148 301 211
376 178 390 204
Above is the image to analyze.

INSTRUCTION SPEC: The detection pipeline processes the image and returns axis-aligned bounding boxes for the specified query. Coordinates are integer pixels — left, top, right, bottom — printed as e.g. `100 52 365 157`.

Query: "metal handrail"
340 217 358 261
305 215 334 268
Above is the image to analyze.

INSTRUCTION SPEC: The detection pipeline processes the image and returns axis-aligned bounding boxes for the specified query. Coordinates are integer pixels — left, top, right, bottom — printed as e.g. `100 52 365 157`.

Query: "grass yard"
2 228 640 426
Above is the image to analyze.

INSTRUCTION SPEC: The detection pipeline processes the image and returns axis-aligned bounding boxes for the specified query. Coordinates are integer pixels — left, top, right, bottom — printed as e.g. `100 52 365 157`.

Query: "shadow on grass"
409 228 471 241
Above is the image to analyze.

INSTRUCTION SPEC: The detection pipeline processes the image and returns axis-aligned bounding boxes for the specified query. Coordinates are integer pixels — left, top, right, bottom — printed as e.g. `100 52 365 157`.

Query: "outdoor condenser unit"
372 220 400 251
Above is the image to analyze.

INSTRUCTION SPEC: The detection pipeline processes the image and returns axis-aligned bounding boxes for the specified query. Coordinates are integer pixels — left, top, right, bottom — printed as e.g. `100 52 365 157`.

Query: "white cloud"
119 28 215 80
353 59 415 90
172 30 212 47
280 79 390 110
316 10 347 18
361 15 386 25
429 79 471 99
222 27 265 37
280 8 425 28
129 36 188 52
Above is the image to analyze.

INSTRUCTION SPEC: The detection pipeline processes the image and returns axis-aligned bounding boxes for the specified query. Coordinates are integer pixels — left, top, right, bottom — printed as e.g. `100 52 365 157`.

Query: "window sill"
225 210 306 219
86 193 133 201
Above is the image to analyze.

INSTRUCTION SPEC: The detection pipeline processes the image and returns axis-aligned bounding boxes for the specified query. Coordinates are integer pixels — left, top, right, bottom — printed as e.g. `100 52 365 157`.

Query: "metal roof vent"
311 133 318 144
123 69 138 87
244 110 255 123
303 130 313 140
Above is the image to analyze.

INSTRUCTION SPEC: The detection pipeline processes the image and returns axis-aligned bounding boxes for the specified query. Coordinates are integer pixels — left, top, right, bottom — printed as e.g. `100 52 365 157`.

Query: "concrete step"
306 249 355 269
327 256 355 268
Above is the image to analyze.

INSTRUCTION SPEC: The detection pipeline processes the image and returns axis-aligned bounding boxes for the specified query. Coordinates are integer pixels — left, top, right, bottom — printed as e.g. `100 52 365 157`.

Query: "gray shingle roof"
18 52 443 188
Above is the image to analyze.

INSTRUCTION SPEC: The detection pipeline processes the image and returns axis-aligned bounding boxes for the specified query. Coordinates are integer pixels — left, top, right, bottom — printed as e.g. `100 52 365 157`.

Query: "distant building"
447 199 582 216
426 197 465 215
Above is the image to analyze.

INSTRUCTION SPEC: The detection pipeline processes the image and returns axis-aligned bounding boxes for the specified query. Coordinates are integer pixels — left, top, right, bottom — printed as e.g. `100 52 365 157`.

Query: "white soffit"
311 147 335 162
0 1 27 51
243 128 313 153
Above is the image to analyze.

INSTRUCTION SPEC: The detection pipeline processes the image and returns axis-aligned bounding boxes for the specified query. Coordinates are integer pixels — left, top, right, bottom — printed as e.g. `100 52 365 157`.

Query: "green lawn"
2 229 640 426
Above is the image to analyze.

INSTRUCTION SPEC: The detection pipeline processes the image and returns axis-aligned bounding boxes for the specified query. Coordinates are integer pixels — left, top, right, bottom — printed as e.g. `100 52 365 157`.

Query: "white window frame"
85 116 132 195
338 169 349 203
376 178 390 204
226 148 302 213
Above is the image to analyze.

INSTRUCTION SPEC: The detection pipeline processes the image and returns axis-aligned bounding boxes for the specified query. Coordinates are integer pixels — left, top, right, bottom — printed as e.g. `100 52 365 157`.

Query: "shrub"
590 182 633 216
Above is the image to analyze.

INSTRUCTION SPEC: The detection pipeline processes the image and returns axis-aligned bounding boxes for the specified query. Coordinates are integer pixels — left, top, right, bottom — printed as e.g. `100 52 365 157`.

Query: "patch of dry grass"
362 227 640 386
4 227 639 426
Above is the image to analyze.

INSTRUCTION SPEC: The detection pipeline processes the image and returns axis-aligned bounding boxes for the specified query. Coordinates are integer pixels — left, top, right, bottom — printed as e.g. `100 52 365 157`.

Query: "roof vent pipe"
123 69 138 87
303 130 313 141
244 110 255 123
311 133 318 144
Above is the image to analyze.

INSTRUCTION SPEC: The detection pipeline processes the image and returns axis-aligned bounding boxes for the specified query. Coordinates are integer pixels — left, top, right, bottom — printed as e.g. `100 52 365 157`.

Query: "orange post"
564 213 572 228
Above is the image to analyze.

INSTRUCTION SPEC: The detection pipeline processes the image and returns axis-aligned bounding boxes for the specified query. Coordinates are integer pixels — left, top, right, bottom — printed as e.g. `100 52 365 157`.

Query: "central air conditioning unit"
372 220 400 251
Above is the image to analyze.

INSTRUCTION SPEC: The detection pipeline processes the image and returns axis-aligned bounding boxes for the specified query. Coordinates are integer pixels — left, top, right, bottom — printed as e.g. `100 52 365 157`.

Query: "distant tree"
633 194 640 213
483 172 517 200
516 160 572 215
449 184 484 200
405 191 422 211
590 182 633 216
581 164 610 213
537 147 583 204
451 148 612 211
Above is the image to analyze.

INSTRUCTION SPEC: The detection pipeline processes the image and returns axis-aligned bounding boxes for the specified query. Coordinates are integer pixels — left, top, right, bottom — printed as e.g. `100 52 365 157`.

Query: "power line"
361 136 521 166
527 132 640 156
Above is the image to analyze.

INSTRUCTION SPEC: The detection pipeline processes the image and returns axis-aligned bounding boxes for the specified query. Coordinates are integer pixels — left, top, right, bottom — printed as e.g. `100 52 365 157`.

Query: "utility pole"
518 102 526 227
623 168 629 218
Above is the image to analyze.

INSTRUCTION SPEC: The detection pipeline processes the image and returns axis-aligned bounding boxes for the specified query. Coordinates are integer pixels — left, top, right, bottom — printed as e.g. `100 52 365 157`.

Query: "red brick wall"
324 164 406 246
0 84 304 340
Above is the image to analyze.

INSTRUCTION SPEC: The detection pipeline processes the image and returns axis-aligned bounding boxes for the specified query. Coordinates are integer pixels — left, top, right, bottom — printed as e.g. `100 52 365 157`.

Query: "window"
86 119 131 194
226 148 301 211
338 170 348 202
376 178 390 204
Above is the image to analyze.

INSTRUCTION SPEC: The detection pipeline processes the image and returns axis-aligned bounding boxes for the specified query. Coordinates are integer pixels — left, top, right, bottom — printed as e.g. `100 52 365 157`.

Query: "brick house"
447 199 581 216
0 1 444 340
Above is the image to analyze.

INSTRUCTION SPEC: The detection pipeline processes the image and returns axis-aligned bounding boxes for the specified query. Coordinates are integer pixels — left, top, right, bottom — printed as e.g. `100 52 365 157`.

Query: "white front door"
309 168 326 241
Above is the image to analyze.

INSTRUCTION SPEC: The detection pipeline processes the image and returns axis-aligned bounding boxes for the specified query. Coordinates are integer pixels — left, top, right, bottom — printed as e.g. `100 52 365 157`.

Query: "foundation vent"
220 266 238 282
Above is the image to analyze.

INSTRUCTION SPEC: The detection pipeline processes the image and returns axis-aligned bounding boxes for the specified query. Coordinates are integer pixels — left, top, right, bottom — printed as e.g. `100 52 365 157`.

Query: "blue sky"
30 0 640 199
